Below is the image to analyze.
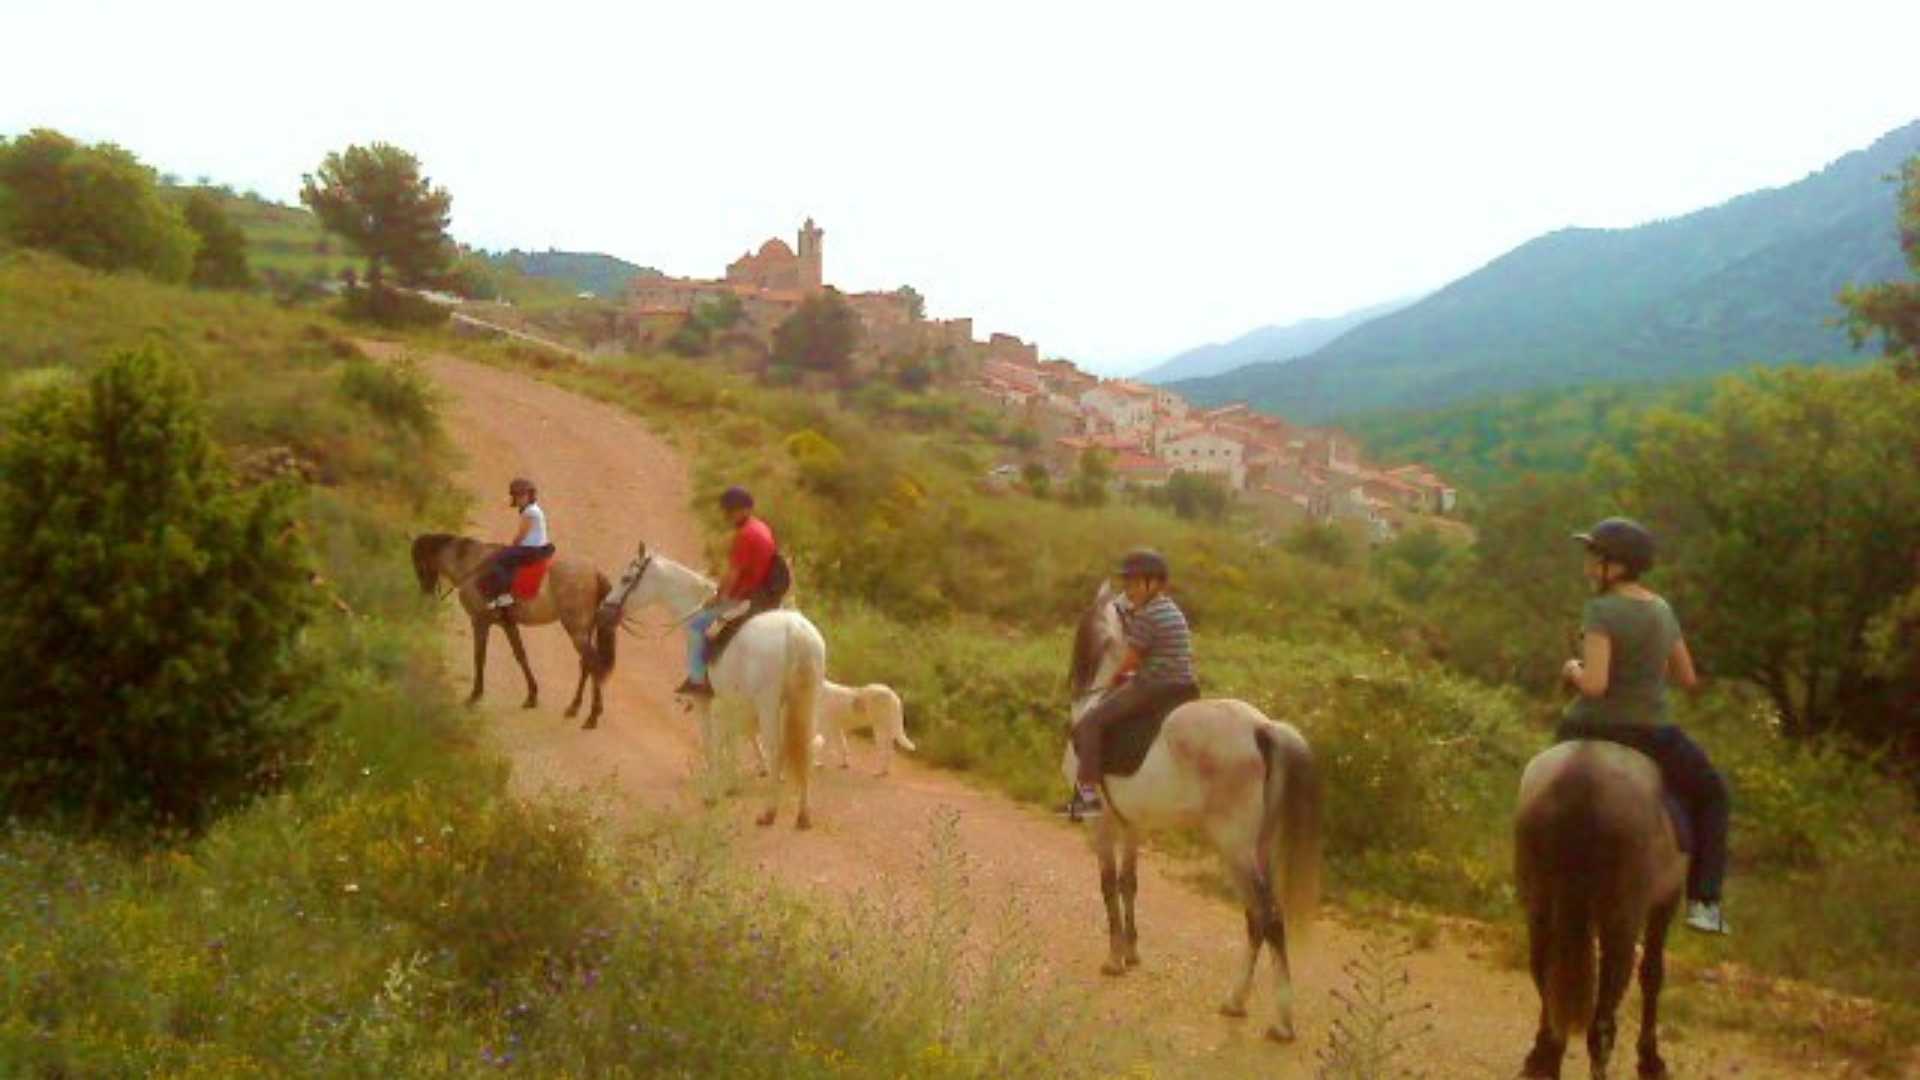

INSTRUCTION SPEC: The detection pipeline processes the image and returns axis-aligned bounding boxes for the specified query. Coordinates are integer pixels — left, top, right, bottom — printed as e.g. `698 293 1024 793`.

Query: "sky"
5 1 1917 375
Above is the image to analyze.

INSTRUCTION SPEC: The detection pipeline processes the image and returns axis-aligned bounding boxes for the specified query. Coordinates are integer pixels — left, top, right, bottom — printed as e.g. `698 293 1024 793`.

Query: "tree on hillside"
772 287 860 378
1071 448 1112 506
1163 470 1232 521
896 284 926 321
1603 366 1920 743
0 129 197 282
299 142 453 291
1839 154 1920 378
182 190 253 289
0 345 318 832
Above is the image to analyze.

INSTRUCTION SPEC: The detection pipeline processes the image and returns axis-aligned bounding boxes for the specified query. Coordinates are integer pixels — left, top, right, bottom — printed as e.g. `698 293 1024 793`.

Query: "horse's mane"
1069 591 1116 695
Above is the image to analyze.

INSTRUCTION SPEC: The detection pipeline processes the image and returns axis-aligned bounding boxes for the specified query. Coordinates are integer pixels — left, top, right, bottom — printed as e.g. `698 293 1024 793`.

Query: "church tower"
797 217 824 292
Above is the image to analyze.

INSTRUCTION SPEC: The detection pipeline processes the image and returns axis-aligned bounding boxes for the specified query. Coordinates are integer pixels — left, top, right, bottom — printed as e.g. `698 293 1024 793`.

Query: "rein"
603 555 711 640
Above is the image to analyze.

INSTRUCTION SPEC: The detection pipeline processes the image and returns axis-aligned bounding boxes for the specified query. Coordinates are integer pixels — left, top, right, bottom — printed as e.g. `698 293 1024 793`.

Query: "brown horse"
411 533 614 728
1515 741 1687 1080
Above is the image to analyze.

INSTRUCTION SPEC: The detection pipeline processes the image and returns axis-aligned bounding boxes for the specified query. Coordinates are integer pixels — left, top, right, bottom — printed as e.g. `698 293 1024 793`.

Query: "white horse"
1065 579 1323 1043
596 542 826 829
748 680 916 777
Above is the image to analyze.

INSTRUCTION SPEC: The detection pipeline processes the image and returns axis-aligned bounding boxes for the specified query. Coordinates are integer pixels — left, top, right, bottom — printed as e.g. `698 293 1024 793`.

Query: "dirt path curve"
389 342 1822 1079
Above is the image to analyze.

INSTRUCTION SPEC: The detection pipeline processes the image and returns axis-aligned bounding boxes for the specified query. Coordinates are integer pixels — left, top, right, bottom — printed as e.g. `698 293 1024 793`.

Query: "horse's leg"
1118 826 1141 968
467 614 489 705
1636 902 1676 1079
1521 908 1566 1078
1219 859 1262 1020
1587 916 1638 1080
500 618 537 709
1094 814 1128 976
584 658 604 731
564 629 588 719
755 690 782 827
1257 869 1297 1043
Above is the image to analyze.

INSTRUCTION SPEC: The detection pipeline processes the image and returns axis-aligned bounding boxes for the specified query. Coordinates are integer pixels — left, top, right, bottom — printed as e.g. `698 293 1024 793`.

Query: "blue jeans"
686 607 723 683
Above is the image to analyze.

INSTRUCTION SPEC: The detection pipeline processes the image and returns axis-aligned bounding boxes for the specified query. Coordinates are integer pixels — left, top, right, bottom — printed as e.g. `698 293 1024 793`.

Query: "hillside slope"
1133 298 1410 384
1175 119 1920 421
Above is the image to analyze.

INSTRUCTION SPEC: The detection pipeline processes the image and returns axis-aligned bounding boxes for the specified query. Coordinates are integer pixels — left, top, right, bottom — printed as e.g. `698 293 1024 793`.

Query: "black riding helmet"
719 485 754 511
1574 517 1655 576
1117 548 1170 581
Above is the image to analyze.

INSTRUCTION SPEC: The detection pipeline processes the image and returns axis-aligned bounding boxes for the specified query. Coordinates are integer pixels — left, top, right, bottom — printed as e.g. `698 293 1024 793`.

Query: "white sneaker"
489 594 515 609
1685 900 1730 935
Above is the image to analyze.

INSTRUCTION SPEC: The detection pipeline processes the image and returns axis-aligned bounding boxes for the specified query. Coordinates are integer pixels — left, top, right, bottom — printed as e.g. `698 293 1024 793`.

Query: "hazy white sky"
5 1 1917 373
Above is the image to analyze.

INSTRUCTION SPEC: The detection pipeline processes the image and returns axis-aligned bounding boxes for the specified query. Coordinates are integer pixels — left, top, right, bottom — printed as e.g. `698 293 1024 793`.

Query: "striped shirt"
1125 594 1195 686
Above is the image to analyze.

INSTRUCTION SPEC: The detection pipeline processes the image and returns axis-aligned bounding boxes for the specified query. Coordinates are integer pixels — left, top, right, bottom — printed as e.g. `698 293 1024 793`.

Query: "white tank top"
521 503 549 547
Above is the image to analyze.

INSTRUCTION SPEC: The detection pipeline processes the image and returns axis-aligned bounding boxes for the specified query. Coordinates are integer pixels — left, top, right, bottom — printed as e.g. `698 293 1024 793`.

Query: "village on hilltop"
619 218 1460 542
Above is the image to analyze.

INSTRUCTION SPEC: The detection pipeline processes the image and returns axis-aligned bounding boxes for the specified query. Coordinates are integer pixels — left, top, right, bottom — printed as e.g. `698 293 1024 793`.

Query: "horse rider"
1560 517 1732 935
481 477 554 610
675 485 778 699
1063 548 1201 820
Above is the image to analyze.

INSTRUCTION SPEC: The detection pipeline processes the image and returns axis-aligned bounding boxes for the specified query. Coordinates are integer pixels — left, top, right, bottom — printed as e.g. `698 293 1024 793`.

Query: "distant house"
1157 429 1246 490
1387 465 1458 513
1079 383 1156 433
1111 451 1173 487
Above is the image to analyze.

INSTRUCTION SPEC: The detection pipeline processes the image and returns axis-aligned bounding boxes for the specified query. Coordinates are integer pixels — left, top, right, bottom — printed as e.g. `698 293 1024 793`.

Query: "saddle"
510 557 553 601
703 553 792 670
1099 685 1201 779
1553 724 1694 854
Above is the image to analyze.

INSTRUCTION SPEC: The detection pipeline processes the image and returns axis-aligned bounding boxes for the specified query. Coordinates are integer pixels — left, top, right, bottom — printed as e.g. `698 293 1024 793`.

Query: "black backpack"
751 551 792 609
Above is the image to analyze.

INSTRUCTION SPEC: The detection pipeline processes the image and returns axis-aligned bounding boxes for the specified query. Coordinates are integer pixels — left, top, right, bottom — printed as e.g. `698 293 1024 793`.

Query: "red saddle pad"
511 557 553 600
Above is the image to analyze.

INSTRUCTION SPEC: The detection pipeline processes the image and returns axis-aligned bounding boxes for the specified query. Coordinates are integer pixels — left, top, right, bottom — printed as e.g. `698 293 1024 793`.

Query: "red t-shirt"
727 516 777 599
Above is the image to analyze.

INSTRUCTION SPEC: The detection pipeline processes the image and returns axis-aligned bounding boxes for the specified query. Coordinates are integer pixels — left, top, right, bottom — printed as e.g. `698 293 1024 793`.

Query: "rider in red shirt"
677 486 777 697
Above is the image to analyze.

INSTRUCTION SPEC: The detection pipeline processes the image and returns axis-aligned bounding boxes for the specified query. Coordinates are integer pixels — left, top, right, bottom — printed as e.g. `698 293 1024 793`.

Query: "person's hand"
1562 659 1583 685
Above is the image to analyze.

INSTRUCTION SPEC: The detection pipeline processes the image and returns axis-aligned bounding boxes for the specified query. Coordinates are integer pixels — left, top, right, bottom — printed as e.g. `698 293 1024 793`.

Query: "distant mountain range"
1131 298 1413 384
1172 119 1920 423
484 249 658 298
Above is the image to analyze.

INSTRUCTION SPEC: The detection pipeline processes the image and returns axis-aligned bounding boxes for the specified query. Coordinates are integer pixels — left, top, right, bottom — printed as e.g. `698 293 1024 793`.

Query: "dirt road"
390 343 1836 1078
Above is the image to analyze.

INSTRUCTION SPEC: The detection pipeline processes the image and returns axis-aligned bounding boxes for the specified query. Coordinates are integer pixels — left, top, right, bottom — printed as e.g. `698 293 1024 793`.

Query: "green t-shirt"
1563 593 1683 728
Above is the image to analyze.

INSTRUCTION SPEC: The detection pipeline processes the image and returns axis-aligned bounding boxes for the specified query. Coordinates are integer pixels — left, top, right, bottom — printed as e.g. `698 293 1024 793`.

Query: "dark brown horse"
1514 741 1687 1079
411 533 614 728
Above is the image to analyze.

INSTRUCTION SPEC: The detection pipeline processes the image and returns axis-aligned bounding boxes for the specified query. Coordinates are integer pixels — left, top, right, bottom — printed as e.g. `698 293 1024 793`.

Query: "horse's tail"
1255 722 1322 940
589 571 617 678
781 618 824 782
1519 765 1605 1039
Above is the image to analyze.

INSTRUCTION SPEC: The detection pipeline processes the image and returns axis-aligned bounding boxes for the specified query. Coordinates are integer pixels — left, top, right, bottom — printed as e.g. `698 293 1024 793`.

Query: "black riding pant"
1073 679 1199 788
1556 720 1730 902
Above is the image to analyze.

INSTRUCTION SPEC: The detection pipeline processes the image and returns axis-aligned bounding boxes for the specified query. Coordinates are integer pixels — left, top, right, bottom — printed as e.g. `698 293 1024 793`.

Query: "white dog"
749 679 915 777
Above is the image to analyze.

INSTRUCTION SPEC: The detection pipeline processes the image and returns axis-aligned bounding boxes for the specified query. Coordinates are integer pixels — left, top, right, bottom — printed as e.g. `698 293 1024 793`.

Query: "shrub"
0 345 318 832
0 129 197 283
339 355 439 440
336 285 450 328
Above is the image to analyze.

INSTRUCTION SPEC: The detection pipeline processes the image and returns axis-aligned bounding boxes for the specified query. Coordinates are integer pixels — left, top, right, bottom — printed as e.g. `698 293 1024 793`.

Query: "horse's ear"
635 541 648 559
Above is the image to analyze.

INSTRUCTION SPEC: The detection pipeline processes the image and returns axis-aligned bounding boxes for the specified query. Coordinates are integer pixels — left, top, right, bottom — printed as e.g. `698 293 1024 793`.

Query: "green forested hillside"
484 248 657 297
1176 120 1920 421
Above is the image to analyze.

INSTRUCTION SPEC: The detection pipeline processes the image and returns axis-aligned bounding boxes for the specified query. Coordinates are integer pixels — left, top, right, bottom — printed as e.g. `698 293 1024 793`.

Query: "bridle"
601 553 710 639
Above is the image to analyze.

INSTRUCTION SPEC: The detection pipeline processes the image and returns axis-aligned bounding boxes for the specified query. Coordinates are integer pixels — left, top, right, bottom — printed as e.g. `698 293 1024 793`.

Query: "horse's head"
410 533 453 595
1068 578 1126 720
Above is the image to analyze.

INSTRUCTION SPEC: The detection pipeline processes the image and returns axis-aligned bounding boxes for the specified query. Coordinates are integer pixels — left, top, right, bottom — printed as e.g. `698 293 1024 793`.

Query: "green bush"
0 129 197 283
0 345 318 832
337 285 450 328
339 354 439 440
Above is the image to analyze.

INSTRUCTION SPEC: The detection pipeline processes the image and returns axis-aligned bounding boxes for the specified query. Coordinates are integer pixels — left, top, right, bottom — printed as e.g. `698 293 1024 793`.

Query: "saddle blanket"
511 557 552 600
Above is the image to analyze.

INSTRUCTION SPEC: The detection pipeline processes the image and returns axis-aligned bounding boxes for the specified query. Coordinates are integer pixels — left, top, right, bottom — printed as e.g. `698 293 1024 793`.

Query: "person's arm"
1563 630 1611 698
1667 637 1699 691
511 509 532 546
1111 647 1143 688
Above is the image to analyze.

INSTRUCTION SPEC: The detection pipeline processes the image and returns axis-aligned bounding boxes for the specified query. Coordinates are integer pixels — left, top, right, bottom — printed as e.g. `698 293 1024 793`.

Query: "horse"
1514 741 1686 1079
1065 579 1322 1043
747 680 916 777
410 533 613 728
597 542 826 828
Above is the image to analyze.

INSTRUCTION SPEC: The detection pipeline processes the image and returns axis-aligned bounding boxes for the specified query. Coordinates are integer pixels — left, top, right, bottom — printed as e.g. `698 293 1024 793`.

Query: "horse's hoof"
1123 952 1140 969
1637 1060 1667 1080
522 699 537 710
563 706 579 719
755 810 775 827
1219 1003 1247 1019
1264 1023 1296 1044
1100 960 1127 977
580 718 598 731
465 696 482 709
794 812 811 831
